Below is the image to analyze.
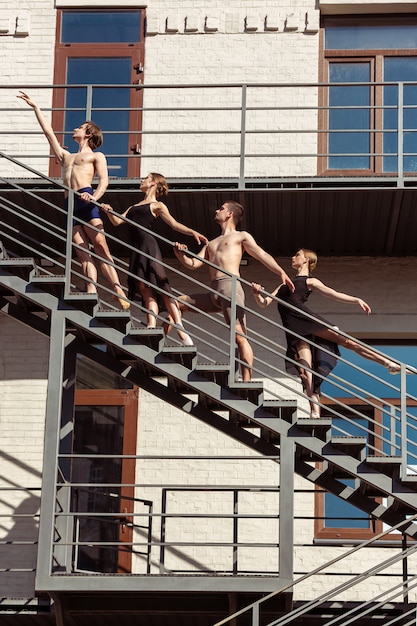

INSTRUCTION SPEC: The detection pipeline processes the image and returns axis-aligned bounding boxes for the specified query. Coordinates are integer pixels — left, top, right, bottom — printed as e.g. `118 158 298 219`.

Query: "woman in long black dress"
252 249 400 417
102 173 208 345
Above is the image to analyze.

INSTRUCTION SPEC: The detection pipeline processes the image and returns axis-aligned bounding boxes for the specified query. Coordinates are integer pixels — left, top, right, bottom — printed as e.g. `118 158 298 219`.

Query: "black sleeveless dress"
277 275 340 394
126 203 173 304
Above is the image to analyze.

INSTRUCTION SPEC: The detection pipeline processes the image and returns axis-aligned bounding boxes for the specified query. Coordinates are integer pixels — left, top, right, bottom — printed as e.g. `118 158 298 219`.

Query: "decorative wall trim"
145 10 320 36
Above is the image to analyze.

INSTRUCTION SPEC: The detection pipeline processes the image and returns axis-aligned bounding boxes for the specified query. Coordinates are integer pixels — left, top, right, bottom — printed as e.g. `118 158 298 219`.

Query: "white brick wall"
0 314 48 598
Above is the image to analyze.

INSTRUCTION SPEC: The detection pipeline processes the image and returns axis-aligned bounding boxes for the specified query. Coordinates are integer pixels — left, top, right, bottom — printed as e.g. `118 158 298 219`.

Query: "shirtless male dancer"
17 91 129 309
173 201 294 382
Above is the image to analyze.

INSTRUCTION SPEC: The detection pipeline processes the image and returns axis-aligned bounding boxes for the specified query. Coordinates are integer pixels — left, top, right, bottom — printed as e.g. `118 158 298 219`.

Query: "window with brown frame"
315 396 417 543
72 388 139 574
319 16 417 176
52 9 145 179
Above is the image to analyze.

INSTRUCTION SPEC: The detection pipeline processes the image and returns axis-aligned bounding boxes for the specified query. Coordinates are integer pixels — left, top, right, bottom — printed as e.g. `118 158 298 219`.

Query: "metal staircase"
2 153 417 624
2 249 417 535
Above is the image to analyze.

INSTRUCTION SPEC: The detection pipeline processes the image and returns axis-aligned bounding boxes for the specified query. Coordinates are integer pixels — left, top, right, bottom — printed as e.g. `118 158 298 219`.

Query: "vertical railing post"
159 488 167 574
400 363 408 477
239 84 247 190
397 81 404 188
64 190 74 299
233 490 238 575
229 275 238 385
252 603 260 626
86 84 93 120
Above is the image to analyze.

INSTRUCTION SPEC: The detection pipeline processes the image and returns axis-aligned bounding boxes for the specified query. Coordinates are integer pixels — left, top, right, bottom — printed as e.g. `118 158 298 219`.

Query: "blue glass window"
65 58 131 178
384 58 417 172
325 23 417 173
322 345 417 531
329 63 370 170
326 25 417 51
61 11 141 44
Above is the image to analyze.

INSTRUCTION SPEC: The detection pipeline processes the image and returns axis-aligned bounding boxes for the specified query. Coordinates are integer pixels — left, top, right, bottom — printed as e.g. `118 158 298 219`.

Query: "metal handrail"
4 81 417 187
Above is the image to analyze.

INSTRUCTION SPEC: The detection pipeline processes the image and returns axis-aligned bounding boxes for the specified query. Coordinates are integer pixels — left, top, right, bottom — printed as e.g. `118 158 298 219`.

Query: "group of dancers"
17 92 401 418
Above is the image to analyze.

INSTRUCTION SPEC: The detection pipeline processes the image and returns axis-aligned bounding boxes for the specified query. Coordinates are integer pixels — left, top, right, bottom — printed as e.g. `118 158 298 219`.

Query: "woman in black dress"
252 249 400 417
102 173 208 345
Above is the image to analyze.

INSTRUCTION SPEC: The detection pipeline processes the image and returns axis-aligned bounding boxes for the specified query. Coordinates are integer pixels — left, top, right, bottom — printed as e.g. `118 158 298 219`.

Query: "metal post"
233 490 238 575
397 82 404 188
228 275 238 385
64 190 74 300
279 433 295 583
86 84 93 120
239 85 247 190
35 311 67 586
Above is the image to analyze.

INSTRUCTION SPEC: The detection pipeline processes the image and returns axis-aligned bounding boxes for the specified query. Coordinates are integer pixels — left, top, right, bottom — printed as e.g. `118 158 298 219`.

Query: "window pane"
62 11 141 43
329 63 370 169
326 25 417 50
384 57 417 172
325 479 369 528
72 405 124 573
324 418 371 529
65 58 132 178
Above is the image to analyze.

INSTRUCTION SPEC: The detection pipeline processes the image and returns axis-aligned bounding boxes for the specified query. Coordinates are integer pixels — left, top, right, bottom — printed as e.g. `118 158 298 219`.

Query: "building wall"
0 314 48 599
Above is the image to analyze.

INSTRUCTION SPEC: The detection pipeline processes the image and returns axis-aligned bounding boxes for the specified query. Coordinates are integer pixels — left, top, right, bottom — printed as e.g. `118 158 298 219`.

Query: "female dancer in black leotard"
252 249 400 417
102 173 208 345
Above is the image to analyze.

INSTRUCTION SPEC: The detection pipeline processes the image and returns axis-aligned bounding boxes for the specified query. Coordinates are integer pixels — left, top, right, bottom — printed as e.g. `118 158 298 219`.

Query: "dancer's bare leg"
163 295 193 346
83 221 130 309
316 329 400 374
72 225 98 293
235 320 253 382
138 284 159 328
296 341 320 417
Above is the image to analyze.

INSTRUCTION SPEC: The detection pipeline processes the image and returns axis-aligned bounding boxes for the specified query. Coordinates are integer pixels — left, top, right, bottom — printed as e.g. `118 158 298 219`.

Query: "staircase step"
366 456 401 479
295 417 332 441
128 326 165 352
31 274 66 298
229 381 264 405
65 292 98 315
194 364 230 387
159 346 198 370
94 309 131 333
329 436 367 461
262 399 298 422
0 257 36 281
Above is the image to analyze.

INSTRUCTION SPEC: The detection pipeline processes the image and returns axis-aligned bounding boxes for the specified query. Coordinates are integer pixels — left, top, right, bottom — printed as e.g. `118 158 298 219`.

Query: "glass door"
72 389 138 573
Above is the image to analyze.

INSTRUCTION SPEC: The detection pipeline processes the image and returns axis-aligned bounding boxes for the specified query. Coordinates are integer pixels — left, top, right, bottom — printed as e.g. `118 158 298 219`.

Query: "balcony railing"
2 82 417 187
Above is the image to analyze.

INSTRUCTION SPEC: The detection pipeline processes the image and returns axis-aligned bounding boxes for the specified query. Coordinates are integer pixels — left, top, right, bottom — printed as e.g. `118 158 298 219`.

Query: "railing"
213 514 417 626
1 151 417 470
3 82 417 187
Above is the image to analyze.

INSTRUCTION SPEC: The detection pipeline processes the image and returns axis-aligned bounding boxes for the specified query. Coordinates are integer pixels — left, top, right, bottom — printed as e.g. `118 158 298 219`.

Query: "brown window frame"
74 387 139 573
51 9 145 179
319 16 417 177
315 397 417 543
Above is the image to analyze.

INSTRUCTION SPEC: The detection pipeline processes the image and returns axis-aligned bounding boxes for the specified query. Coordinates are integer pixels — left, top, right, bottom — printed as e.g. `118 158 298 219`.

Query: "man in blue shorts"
17 91 129 309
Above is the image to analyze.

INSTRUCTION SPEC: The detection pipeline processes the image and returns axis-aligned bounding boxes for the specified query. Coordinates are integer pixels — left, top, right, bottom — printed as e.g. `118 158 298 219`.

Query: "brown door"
72 389 138 573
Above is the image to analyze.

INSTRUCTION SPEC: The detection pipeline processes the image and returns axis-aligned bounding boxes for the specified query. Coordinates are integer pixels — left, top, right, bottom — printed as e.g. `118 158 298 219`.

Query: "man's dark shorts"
65 187 101 227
